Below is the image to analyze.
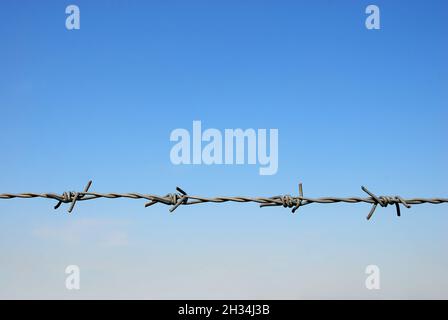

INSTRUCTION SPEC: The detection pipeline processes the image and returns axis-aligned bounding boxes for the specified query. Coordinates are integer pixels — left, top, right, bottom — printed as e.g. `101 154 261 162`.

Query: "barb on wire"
0 180 447 220
54 180 93 213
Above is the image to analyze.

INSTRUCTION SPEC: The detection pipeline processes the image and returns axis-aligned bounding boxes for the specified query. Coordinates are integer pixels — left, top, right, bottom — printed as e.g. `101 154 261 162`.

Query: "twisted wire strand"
0 181 447 220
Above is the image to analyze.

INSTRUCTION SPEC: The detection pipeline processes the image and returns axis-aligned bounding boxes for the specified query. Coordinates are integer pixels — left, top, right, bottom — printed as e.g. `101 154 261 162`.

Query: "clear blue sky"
0 0 447 298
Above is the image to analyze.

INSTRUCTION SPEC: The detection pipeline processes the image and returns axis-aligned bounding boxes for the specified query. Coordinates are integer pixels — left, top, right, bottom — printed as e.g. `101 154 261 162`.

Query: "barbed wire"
0 180 447 220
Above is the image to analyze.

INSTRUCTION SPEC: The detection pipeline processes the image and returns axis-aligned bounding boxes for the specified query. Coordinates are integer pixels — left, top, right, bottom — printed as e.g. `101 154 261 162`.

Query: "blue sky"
0 0 447 298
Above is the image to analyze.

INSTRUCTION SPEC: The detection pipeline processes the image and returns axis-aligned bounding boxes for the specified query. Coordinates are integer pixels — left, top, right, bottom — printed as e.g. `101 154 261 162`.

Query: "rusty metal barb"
0 180 447 220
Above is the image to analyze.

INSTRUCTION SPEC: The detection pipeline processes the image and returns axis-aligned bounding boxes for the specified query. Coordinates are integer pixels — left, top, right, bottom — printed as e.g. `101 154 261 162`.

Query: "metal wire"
0 181 447 220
